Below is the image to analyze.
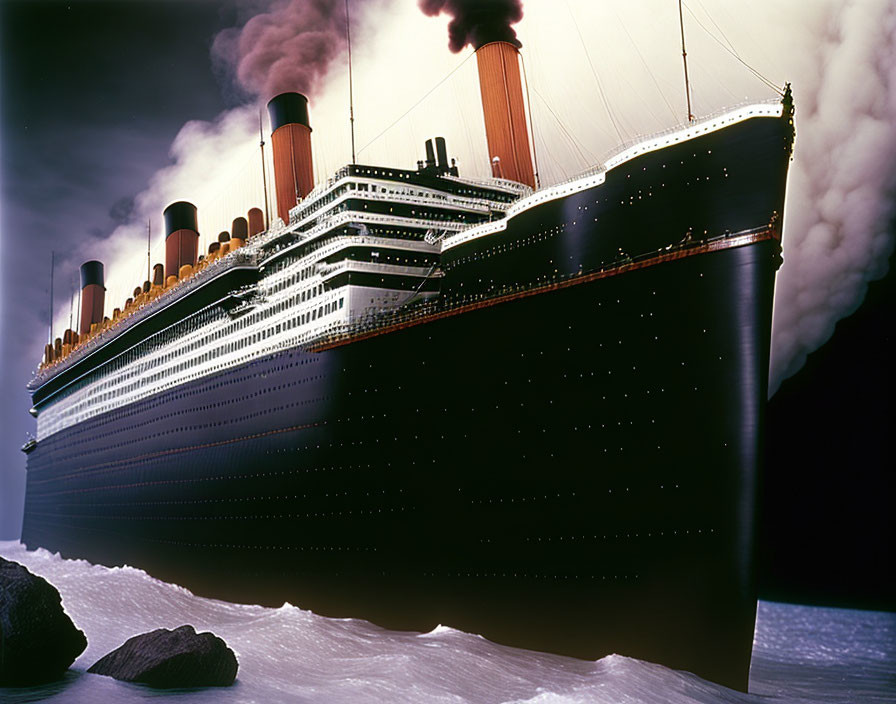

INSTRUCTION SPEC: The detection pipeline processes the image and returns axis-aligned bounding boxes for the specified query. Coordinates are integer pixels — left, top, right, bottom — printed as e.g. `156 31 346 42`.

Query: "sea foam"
1 541 893 703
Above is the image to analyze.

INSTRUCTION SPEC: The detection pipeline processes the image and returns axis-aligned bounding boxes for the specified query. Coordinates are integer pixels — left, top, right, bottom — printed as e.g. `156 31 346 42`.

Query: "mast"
69 277 75 334
47 251 55 345
147 219 151 284
678 0 695 122
259 109 271 230
345 0 356 164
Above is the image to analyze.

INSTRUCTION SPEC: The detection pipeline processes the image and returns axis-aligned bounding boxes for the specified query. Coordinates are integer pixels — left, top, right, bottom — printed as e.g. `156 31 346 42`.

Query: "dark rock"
87 625 238 688
0 557 87 686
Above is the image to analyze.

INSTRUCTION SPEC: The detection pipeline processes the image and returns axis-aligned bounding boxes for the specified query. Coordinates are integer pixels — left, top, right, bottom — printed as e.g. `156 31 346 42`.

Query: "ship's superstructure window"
33 166 473 439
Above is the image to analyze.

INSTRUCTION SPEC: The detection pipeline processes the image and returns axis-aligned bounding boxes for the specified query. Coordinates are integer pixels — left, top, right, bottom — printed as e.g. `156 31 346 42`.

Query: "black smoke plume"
419 0 524 52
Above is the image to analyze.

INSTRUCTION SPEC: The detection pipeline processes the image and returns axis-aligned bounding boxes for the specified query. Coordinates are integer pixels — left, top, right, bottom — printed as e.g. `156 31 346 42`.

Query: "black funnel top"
80 261 104 289
435 137 449 170
267 92 311 133
231 217 249 239
163 201 198 236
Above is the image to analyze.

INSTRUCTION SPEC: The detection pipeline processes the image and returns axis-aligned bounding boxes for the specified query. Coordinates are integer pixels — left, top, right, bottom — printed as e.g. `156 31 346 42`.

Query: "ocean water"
0 541 893 703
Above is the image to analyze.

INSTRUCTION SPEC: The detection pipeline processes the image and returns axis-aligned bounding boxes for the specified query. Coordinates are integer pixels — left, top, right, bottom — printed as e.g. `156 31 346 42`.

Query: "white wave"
1 542 893 704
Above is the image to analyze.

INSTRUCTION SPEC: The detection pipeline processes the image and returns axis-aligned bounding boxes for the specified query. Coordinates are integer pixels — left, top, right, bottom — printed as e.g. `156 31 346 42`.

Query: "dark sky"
0 0 243 537
0 0 892 611
761 243 895 611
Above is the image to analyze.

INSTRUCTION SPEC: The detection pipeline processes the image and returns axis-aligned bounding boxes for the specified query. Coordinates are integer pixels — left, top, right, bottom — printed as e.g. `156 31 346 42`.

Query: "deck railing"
30 251 258 389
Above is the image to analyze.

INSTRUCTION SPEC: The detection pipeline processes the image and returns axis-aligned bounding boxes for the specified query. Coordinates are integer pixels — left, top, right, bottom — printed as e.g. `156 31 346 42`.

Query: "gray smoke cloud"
770 0 896 393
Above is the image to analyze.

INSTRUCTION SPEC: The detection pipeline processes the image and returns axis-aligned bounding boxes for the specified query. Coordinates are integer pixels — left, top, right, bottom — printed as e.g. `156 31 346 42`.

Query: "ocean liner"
21 18 794 691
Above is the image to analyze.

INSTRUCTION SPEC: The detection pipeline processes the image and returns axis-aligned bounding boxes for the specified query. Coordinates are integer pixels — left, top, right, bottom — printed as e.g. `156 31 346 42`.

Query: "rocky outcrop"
0 557 87 685
87 625 238 688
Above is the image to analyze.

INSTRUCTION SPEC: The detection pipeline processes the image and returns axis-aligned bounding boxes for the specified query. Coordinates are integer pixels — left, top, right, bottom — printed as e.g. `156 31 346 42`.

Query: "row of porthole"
50 300 230 400
31 462 382 498
93 297 339 404
44 353 721 464
43 396 726 481
57 487 400 509
80 259 320 397
424 572 639 581
467 487 688 506
34 446 714 505
448 225 563 269
46 347 302 442
43 354 321 458
47 379 327 463
518 528 712 542
467 481 682 503
440 249 713 303
44 269 724 455
39 398 329 477
153 538 379 552
44 274 333 431
55 407 402 477
42 506 410 521
429 242 714 319
446 168 735 272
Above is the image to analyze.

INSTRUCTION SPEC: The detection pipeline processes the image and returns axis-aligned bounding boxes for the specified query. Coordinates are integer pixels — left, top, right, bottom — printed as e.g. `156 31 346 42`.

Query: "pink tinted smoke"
217 0 348 98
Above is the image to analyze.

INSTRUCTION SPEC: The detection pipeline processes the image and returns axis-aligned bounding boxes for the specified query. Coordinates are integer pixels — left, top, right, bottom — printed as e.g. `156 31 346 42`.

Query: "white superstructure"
32 168 517 440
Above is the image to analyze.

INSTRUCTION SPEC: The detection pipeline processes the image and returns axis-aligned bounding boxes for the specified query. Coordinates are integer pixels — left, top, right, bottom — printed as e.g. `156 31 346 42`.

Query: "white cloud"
769 0 896 392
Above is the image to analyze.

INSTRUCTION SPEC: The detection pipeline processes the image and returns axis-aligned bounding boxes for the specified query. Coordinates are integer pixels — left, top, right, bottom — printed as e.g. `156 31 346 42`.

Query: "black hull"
24 238 778 689
23 108 793 691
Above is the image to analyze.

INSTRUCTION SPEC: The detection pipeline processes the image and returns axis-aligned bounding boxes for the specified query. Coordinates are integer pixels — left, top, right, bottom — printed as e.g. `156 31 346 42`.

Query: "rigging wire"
532 87 595 169
683 2 783 95
564 0 624 144
201 139 267 226
345 0 356 164
357 52 475 157
612 7 677 122
452 78 477 172
48 251 55 345
601 21 666 128
519 52 542 189
693 0 739 56
259 108 271 230
69 277 75 335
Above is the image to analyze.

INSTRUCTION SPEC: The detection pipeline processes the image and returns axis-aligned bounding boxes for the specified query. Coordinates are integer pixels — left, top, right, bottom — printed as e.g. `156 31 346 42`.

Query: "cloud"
109 197 135 224
96 106 264 311
769 0 896 393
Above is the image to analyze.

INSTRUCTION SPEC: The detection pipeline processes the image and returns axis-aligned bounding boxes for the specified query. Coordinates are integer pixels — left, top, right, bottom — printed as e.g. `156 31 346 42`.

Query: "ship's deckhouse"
29 151 523 440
